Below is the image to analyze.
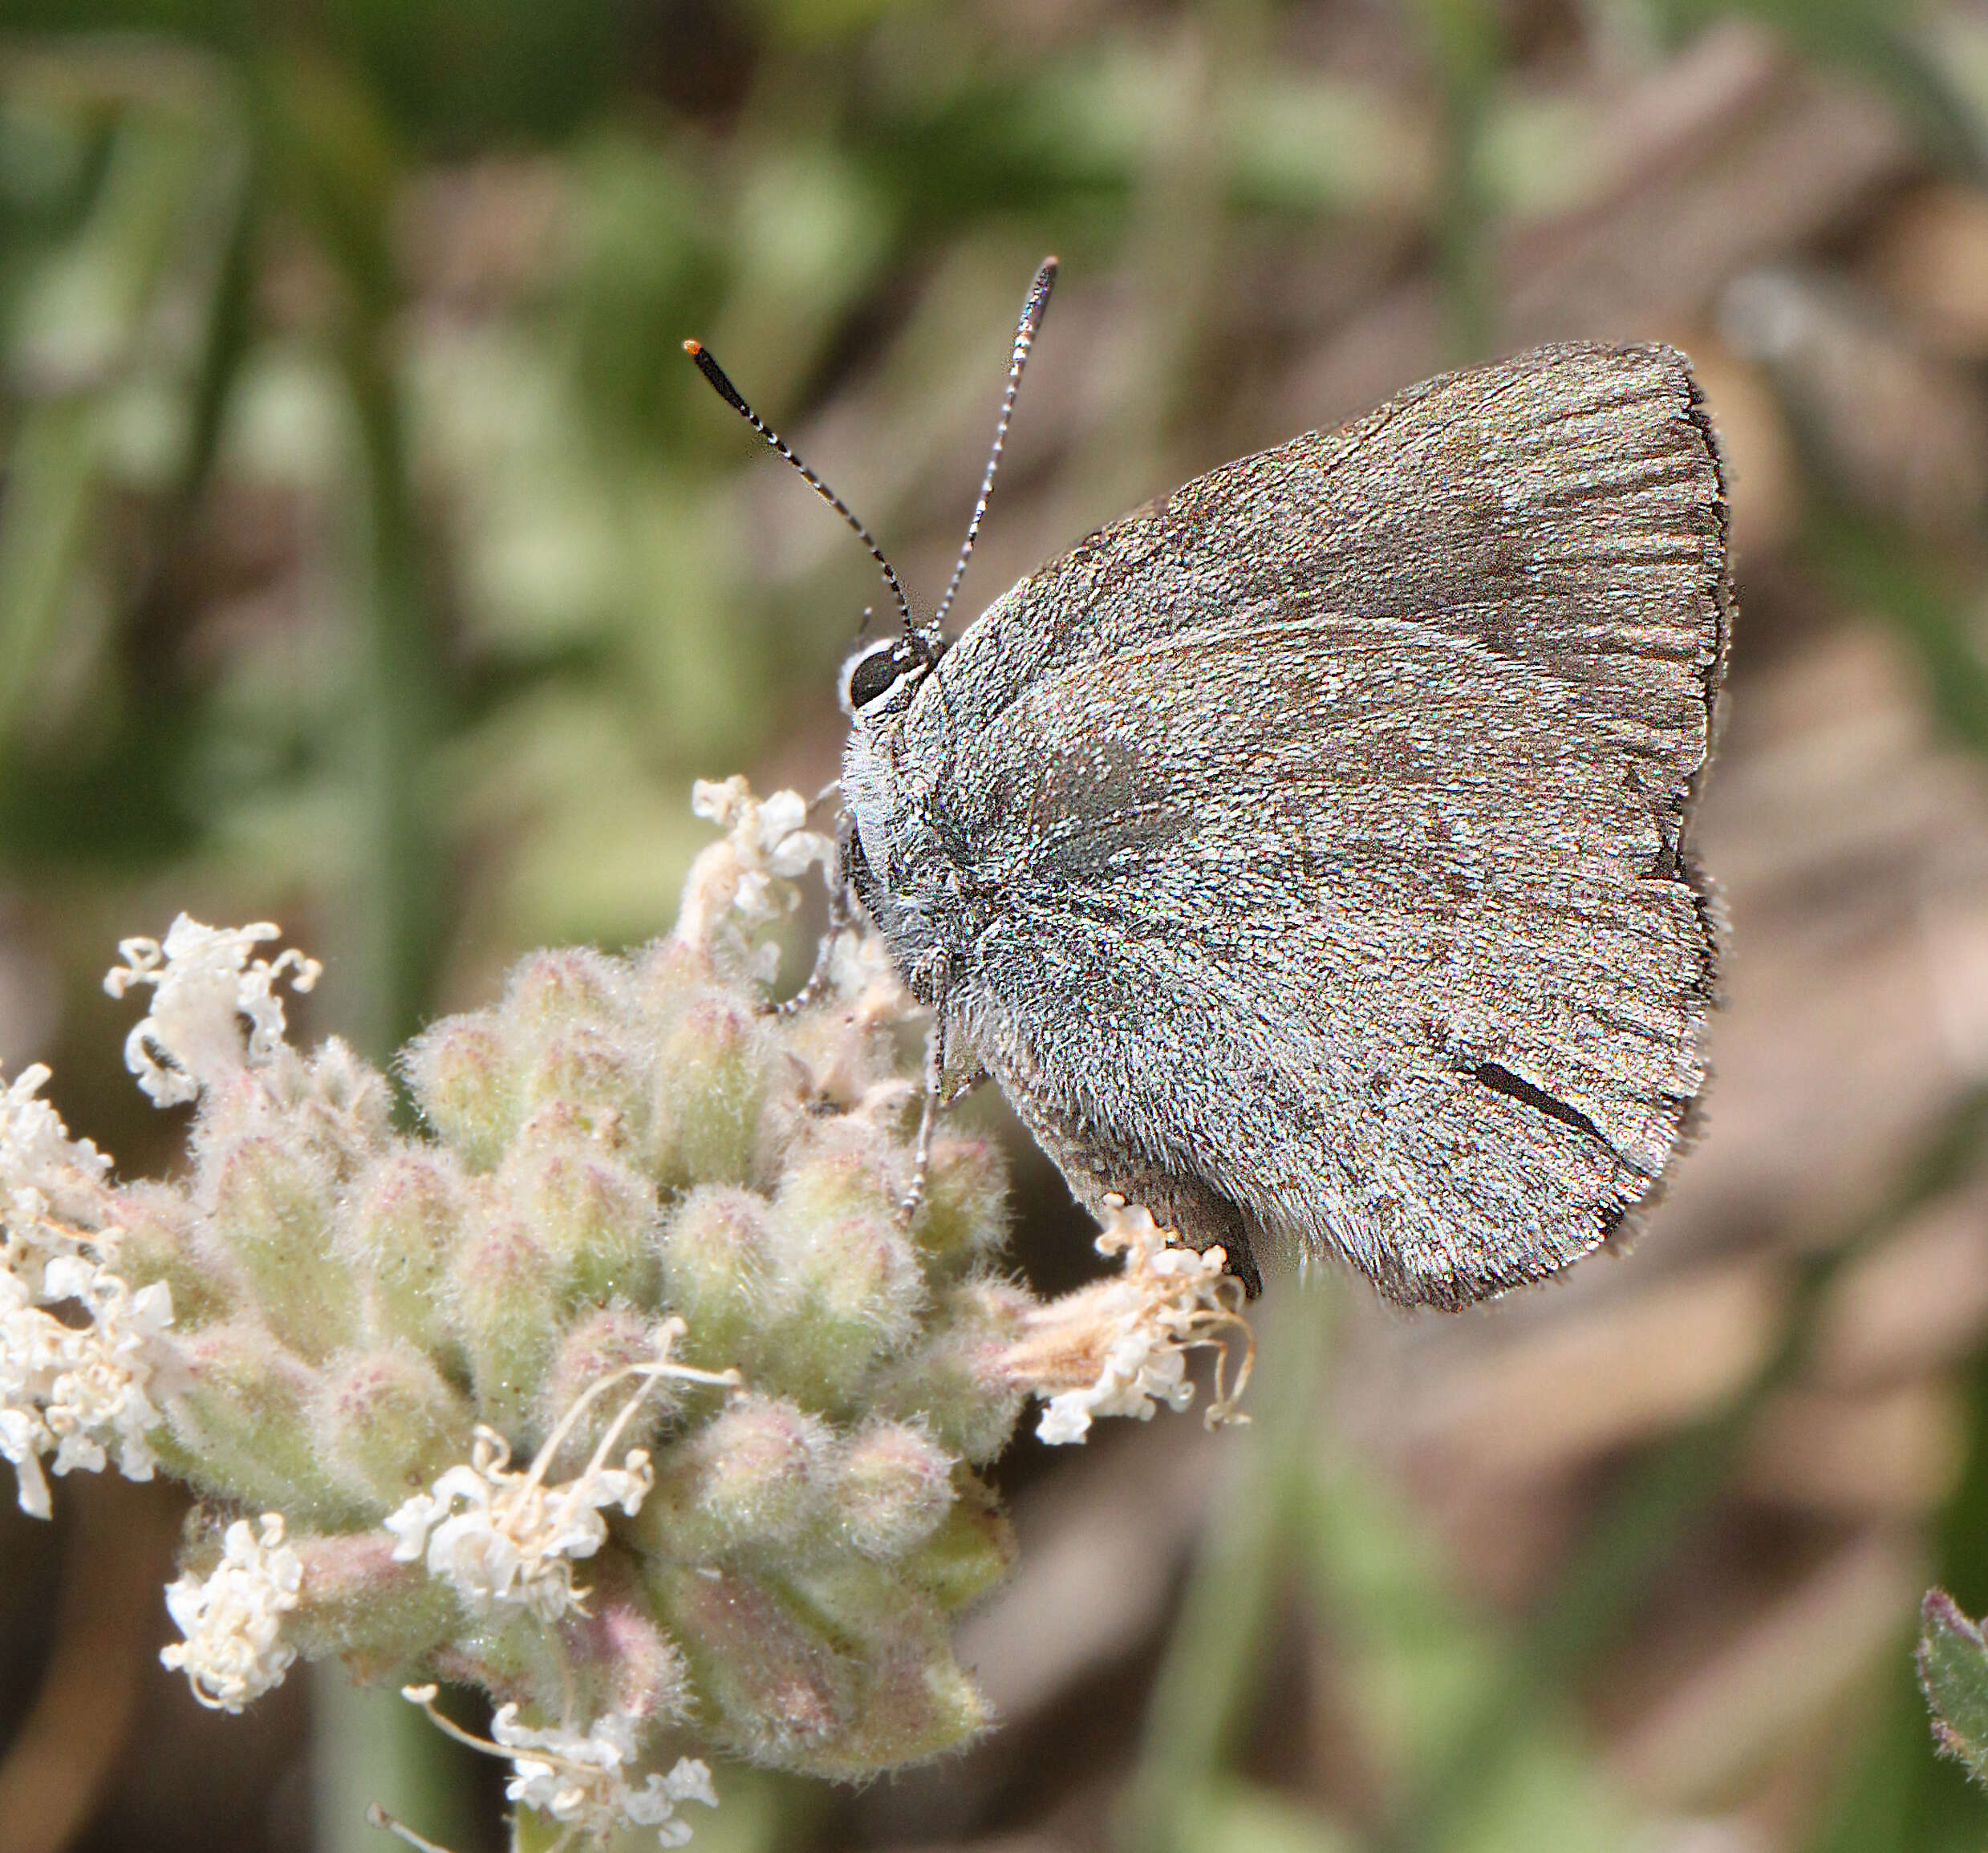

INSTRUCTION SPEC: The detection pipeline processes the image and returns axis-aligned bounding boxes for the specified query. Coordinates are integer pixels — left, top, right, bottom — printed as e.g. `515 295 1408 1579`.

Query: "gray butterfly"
695 262 1730 1310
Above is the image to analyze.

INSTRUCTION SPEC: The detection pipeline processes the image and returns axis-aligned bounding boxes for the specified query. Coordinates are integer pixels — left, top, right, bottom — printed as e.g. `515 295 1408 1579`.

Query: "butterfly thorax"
842 720 995 1008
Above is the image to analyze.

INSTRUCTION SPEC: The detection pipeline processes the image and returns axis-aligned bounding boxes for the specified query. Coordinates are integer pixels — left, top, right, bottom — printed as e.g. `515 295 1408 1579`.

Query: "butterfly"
691 259 1729 1310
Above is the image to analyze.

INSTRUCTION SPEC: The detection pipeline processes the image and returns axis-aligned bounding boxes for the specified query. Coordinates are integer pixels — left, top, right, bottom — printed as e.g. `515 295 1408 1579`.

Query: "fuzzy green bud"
869 1277 1031 1464
501 947 630 1038
403 1011 517 1170
912 1133 1008 1280
303 1037 395 1156
517 1026 647 1145
636 1393 830 1561
313 1344 478 1511
204 1134 355 1360
345 1149 469 1354
501 1133 658 1308
448 1214 561 1438
830 1421 955 1562
770 1563 991 1774
112 1180 235 1329
653 991 781 1190
760 1132 924 1410
586 1592 694 1724
285 1530 460 1671
654 1186 771 1374
169 1321 358 1525
536 1306 680 1478
646 1561 849 1770
627 935 706 1028
544 1554 696 1728
902 1474 1016 1610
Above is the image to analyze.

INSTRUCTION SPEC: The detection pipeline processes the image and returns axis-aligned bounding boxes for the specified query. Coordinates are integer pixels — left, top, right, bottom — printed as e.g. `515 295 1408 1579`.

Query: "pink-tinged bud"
558 1559 693 1725
769 1564 992 1774
517 1026 646 1147
304 1038 394 1154
500 1135 659 1309
760 1134 924 1409
312 1344 477 1510
501 947 629 1037
344 1149 469 1356
654 1186 770 1373
111 1179 236 1329
635 1394 830 1560
652 991 782 1190
203 1134 355 1361
402 1011 517 1172
830 1421 955 1563
912 1133 1008 1279
902 1473 1016 1610
448 1213 560 1438
773 991 899 1117
841 1620 991 1770
645 1561 847 1770
284 1528 457 1670
627 936 707 1027
537 1307 680 1478
867 1277 1031 1465
169 1321 358 1526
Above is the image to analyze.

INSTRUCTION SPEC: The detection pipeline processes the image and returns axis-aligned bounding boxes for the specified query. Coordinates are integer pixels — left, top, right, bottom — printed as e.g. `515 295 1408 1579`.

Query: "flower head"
160 1513 303 1712
17 781 1255 1827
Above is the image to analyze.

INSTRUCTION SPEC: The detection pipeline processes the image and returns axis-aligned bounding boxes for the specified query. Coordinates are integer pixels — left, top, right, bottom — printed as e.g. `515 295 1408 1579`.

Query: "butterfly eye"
846 643 909 710
843 635 946 714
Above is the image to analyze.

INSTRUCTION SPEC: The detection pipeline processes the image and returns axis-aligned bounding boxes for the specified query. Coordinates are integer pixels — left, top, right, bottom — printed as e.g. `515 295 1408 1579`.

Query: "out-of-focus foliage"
11 3 1988 1853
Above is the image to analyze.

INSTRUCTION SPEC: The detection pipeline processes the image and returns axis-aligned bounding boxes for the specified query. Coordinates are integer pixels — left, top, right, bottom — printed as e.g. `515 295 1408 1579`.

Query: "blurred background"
5 1 1988 1850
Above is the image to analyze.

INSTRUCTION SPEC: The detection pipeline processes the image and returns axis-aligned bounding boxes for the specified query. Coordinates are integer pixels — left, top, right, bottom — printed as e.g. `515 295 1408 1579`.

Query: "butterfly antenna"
683 339 918 639
929 255 1058 637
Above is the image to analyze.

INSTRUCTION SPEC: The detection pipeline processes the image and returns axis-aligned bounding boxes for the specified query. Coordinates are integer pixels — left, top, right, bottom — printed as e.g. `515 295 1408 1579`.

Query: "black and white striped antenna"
684 254 1057 643
682 336 917 640
930 255 1057 635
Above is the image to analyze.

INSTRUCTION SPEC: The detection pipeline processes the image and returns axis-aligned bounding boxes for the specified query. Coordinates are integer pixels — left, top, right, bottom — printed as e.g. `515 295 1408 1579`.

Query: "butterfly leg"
898 1009 948 1224
774 815 858 1019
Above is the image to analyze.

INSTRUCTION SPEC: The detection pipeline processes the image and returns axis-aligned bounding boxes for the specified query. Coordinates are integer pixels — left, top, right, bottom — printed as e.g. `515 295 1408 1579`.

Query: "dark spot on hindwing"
1472 1060 1613 1152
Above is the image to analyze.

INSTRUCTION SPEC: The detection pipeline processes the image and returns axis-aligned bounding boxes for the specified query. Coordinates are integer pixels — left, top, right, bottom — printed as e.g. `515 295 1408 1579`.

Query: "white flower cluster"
402 1684 717 1852
681 776 834 955
387 1328 737 1624
385 1422 655 1624
0 1065 170 1518
1030 1199 1255 1447
103 914 321 1106
0 1060 108 1227
494 1705 716 1849
4 917 329 1519
159 1514 303 1712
